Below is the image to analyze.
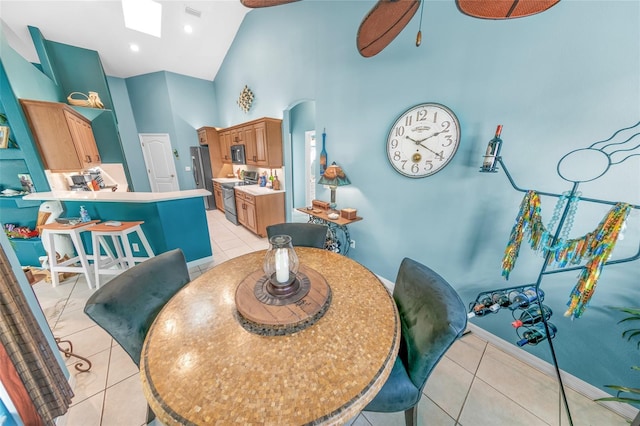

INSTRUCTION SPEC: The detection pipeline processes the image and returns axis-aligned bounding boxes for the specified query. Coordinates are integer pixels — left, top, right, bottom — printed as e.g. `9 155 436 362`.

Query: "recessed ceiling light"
130 43 140 52
184 24 193 34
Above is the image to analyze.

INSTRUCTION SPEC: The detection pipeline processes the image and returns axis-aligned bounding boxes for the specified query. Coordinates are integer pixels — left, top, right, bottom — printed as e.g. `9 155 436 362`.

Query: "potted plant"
596 307 640 424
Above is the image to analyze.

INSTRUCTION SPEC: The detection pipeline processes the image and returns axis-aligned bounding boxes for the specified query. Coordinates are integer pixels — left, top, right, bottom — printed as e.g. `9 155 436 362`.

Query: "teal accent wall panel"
156 197 212 261
0 25 60 101
107 76 149 192
45 40 113 110
90 110 128 166
11 238 46 267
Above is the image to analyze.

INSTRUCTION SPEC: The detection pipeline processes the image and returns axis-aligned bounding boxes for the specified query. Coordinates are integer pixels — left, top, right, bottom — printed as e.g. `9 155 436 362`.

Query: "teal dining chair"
364 257 468 426
83 248 191 422
266 222 328 249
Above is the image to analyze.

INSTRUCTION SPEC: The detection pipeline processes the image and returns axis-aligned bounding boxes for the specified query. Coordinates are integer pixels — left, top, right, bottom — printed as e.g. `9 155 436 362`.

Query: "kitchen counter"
235 184 285 196
212 177 242 184
23 189 211 203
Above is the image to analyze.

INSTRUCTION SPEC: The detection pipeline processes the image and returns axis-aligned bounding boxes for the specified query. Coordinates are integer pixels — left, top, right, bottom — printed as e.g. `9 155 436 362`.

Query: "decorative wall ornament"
237 85 254 113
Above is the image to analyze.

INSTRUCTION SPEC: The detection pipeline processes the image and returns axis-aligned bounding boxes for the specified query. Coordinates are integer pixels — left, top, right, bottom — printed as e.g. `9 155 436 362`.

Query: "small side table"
295 207 362 255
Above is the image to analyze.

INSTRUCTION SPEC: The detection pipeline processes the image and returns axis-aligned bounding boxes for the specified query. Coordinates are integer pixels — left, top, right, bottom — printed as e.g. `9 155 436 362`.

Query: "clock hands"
406 130 446 145
418 142 440 156
405 135 428 144
405 135 443 157
423 130 446 140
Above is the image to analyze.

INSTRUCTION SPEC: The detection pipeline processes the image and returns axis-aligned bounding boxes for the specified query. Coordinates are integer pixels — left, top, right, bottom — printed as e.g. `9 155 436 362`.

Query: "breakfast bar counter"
22 190 213 264
23 189 210 203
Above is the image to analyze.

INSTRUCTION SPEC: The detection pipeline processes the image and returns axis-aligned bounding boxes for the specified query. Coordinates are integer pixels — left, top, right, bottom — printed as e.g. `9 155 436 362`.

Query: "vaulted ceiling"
0 1 250 81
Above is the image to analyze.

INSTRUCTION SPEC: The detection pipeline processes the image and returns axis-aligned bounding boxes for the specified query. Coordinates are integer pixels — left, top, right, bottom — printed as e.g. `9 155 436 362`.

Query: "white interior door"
305 130 316 206
139 133 179 192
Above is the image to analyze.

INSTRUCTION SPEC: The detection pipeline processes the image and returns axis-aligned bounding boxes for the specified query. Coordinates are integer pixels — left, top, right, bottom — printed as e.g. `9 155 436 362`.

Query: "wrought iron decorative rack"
470 121 640 426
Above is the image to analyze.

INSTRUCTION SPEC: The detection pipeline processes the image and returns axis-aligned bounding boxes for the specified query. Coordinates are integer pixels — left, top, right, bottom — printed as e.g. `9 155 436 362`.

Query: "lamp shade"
318 162 351 187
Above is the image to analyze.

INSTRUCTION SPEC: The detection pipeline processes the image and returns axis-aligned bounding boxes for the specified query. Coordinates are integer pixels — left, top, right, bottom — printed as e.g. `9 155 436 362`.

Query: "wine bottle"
511 304 553 328
320 129 328 176
481 125 503 171
517 322 557 347
508 287 544 310
468 295 498 318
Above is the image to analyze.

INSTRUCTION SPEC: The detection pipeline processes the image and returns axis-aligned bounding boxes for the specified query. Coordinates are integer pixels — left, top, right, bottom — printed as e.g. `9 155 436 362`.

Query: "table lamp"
318 162 351 211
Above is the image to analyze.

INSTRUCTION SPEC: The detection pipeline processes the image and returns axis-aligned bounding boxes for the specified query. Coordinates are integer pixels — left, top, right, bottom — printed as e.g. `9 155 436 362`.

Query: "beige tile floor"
31 210 633 426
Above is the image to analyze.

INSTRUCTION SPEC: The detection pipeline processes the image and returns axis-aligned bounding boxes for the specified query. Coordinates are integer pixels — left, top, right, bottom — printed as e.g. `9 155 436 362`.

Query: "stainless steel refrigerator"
190 146 215 210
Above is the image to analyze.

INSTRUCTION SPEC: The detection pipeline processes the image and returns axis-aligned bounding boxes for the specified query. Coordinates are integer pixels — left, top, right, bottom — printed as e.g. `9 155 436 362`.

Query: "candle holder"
263 235 300 297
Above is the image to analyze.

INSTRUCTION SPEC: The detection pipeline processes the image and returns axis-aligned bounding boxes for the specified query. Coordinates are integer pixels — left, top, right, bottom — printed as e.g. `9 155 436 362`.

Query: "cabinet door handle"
96 155 100 162
85 155 91 163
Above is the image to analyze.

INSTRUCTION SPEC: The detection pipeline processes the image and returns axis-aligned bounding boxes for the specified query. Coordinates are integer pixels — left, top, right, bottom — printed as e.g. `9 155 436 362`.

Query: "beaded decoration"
501 190 631 318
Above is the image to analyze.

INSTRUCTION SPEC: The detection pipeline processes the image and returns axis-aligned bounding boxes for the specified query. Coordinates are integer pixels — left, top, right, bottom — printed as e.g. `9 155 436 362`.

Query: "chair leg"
404 405 417 426
146 404 156 424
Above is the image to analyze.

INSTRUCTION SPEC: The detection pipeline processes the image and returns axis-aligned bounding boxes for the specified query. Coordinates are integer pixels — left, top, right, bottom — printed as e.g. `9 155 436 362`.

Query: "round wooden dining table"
140 248 400 425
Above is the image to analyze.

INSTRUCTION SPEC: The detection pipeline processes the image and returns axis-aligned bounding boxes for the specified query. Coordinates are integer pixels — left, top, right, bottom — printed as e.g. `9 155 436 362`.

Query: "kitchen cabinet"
213 182 224 212
235 191 257 234
217 118 283 168
20 99 101 171
249 119 282 168
197 127 216 146
219 130 232 164
234 189 285 237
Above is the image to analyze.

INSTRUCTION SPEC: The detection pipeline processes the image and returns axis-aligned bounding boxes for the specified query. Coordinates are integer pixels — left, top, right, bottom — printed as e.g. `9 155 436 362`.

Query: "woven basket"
67 92 92 107
67 91 104 109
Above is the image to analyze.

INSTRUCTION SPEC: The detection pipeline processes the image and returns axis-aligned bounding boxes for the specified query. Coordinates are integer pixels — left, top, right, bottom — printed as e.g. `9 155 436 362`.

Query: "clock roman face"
386 103 461 178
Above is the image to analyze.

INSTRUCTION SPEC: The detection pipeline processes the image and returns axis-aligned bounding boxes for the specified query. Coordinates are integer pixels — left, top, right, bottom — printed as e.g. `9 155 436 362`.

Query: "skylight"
122 0 162 38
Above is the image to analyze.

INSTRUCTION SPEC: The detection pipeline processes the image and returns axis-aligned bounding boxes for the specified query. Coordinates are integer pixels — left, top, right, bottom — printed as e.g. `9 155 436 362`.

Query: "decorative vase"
263 235 300 297
320 129 328 176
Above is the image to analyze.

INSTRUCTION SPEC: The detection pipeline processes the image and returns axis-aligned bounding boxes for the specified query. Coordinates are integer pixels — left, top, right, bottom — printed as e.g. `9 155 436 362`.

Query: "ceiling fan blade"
357 0 421 58
240 0 301 8
456 0 560 19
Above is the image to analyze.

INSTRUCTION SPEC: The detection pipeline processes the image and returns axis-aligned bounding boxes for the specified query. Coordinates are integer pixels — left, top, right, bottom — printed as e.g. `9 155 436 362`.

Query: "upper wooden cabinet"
20 99 101 171
219 130 232 164
250 119 282 168
217 117 282 168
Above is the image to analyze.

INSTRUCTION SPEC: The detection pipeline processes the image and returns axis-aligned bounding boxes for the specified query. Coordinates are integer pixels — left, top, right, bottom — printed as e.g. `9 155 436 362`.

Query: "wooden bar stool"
39 220 99 289
90 221 155 287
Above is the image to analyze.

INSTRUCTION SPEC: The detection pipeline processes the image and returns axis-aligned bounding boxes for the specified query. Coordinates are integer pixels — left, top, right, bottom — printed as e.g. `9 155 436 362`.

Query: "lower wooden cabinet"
213 182 224 212
235 190 284 237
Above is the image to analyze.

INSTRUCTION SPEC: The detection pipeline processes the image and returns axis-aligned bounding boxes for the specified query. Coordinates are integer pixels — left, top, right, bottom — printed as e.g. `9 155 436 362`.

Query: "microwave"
230 144 246 164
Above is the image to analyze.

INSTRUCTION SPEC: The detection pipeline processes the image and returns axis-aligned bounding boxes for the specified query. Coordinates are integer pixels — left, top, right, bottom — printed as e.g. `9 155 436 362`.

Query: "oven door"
221 186 239 225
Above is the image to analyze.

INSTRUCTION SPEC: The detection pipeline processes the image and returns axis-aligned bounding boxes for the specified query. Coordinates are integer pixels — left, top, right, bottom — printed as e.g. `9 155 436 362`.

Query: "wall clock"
386 102 460 178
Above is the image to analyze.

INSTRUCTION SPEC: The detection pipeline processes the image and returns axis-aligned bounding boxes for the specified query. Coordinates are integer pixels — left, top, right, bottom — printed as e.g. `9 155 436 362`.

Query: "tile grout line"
453 337 489 424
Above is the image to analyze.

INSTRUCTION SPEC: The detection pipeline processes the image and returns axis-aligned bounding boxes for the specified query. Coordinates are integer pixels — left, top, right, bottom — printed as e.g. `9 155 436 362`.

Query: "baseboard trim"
467 322 639 421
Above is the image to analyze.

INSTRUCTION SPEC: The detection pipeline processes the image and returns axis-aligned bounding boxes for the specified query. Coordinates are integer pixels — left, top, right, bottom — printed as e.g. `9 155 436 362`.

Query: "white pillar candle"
275 248 289 283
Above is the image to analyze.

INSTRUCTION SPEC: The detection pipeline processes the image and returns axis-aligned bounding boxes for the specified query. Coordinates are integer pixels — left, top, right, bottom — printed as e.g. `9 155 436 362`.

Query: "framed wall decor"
0 126 9 149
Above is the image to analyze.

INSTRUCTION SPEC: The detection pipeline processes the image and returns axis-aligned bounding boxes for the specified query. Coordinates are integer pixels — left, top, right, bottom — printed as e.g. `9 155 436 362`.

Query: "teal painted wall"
212 1 640 397
290 101 315 207
124 71 218 190
107 76 149 192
